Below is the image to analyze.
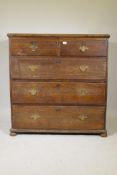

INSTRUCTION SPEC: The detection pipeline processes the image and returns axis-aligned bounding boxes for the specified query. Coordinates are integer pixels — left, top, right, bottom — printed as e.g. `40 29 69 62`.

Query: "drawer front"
10 37 58 56
12 82 106 105
11 57 106 80
12 105 105 130
60 38 107 56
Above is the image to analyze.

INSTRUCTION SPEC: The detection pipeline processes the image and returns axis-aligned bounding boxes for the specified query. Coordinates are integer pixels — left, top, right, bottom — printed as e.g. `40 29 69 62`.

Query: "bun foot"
10 131 17 136
100 131 107 137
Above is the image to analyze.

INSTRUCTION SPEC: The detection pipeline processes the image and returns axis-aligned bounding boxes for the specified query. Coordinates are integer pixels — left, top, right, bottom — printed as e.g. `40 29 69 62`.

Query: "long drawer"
12 105 105 130
11 81 106 105
11 57 106 80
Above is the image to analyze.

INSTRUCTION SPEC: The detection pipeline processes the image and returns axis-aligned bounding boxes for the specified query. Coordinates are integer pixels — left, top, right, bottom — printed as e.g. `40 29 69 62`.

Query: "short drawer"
10 37 58 56
12 105 105 130
60 38 108 56
11 57 107 80
12 81 106 105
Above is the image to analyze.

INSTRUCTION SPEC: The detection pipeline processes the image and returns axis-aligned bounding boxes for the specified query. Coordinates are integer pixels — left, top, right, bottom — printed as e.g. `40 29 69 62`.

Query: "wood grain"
60 39 107 56
12 105 105 130
10 37 58 56
11 81 106 105
11 57 107 80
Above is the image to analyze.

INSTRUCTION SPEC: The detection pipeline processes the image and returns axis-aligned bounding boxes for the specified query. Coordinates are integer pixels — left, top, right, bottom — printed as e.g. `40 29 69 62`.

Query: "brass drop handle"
28 65 39 72
30 114 41 120
29 41 38 52
28 88 38 96
79 45 88 52
79 65 88 72
79 88 88 96
78 115 88 121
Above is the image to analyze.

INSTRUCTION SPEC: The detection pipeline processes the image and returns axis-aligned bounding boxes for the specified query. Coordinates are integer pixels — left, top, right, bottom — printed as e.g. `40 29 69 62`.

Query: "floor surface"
0 112 117 175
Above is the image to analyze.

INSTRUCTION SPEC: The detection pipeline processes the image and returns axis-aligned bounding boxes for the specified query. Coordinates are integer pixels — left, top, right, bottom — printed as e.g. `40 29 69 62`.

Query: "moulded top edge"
7 33 110 38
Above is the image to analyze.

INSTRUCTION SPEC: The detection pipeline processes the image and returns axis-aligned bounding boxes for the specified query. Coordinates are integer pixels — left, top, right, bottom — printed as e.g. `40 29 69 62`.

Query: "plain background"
0 0 117 175
0 0 117 118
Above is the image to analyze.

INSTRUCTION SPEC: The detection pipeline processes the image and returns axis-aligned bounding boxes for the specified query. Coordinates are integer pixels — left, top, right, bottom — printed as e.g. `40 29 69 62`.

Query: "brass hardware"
79 65 88 72
30 114 41 120
79 45 88 52
79 89 88 96
28 65 39 72
28 88 37 96
29 41 38 51
78 115 88 121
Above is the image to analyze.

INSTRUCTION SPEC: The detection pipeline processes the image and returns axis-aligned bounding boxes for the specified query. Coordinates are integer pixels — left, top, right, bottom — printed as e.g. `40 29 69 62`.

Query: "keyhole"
56 84 61 89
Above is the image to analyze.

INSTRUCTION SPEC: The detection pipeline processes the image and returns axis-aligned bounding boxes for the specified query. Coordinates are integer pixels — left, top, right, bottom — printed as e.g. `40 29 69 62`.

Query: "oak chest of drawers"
8 33 110 136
